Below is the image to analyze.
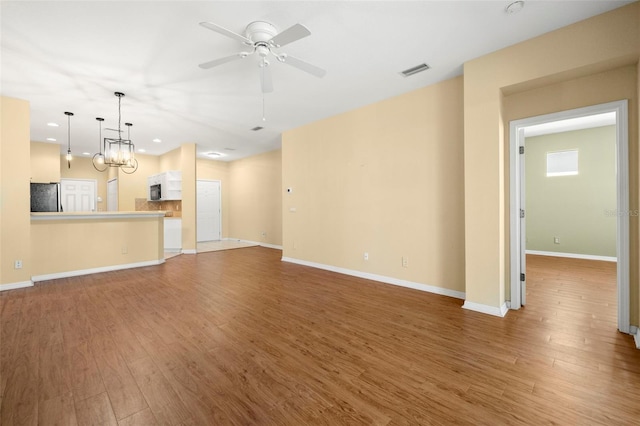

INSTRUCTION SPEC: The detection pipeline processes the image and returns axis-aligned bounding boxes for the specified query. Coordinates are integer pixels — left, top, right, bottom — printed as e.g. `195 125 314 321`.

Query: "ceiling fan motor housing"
245 21 278 44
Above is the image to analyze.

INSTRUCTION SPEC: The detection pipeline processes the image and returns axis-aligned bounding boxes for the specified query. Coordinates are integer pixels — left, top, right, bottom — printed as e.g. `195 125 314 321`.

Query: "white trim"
0 280 34 292
224 238 283 250
526 250 617 262
281 256 465 300
509 100 630 334
630 326 639 349
462 301 509 317
164 248 182 253
31 259 164 282
182 249 197 254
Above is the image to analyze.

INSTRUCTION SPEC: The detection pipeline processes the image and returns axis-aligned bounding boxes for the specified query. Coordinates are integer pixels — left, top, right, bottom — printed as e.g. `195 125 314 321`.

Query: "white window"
546 149 578 177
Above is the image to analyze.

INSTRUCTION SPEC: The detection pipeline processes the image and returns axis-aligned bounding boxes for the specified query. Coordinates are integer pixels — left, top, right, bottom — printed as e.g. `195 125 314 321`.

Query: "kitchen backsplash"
135 198 182 217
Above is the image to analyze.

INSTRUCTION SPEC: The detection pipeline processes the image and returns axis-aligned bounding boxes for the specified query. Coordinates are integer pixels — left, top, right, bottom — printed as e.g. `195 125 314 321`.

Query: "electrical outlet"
554 237 560 244
364 252 369 261
14 260 22 269
121 246 128 254
402 256 409 268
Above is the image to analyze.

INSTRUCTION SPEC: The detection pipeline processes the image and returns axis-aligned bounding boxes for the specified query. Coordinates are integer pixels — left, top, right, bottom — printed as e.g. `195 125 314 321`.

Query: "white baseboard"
32 259 165 282
181 249 197 254
0 280 34 292
164 248 182 253
526 250 617 262
631 326 640 349
225 238 283 250
462 301 509 317
281 256 465 300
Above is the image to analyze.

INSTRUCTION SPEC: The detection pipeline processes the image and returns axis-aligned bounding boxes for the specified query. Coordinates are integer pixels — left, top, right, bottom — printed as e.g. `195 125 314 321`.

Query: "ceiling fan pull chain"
262 92 266 122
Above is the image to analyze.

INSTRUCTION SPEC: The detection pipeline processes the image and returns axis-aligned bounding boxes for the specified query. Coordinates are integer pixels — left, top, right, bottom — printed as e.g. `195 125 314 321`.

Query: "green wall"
525 125 616 257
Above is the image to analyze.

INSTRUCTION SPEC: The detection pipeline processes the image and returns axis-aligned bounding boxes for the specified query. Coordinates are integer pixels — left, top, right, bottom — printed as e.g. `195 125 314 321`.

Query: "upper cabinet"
148 170 182 201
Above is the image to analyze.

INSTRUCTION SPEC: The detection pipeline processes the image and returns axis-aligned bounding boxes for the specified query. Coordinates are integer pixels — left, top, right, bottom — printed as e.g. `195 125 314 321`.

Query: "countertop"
31 211 167 221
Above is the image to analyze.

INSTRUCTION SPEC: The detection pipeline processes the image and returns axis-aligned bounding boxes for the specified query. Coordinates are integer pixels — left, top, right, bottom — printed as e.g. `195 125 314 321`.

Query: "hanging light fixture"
64 111 74 169
92 92 138 174
92 117 106 171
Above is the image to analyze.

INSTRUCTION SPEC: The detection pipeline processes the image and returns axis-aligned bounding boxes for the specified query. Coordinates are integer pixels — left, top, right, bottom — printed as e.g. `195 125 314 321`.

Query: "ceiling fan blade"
280 54 326 78
198 54 245 69
269 23 311 48
199 21 252 45
260 64 273 93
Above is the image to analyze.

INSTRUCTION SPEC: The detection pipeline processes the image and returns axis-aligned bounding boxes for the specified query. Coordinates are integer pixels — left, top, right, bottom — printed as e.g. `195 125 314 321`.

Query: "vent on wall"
251 126 264 131
400 63 430 77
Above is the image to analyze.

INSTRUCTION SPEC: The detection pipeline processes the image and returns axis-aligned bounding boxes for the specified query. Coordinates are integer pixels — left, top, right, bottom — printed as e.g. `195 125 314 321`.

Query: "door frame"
196 179 222 242
107 178 118 212
509 100 629 334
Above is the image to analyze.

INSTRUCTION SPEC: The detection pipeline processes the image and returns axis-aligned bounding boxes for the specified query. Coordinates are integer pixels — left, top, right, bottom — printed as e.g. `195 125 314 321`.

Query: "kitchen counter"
30 211 165 281
31 211 166 220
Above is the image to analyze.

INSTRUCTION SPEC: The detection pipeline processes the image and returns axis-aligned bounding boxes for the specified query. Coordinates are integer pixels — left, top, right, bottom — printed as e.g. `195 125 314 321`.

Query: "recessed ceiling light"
206 152 225 158
47 122 59 127
46 137 56 141
505 1 524 14
152 138 162 143
138 148 146 153
82 152 91 156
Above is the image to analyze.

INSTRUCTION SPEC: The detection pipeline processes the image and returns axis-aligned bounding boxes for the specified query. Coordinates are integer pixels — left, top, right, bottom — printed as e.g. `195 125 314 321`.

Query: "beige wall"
464 3 639 314
31 216 163 276
282 76 465 292
180 144 197 251
1 97 32 287
160 147 181 171
117 153 159 211
525 126 616 257
196 158 230 238
229 149 282 246
30 141 60 183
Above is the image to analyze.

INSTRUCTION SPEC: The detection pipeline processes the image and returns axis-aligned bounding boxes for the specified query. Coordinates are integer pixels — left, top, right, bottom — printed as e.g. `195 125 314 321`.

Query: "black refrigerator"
30 182 62 212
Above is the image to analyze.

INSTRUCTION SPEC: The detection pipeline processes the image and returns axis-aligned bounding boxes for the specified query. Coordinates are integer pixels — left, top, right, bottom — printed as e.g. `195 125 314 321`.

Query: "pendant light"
91 92 138 174
64 111 74 168
92 117 106 172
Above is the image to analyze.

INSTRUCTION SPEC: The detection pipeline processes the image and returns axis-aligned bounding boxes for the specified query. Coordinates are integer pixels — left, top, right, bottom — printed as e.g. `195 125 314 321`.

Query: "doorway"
107 178 118 211
60 178 97 212
509 100 629 333
197 179 222 242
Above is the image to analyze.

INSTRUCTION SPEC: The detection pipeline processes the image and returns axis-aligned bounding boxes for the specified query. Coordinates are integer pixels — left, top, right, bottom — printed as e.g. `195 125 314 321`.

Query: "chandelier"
92 92 138 174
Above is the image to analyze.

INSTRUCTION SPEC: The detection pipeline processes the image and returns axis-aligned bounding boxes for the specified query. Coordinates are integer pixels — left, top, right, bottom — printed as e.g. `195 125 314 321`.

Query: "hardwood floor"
1 249 639 425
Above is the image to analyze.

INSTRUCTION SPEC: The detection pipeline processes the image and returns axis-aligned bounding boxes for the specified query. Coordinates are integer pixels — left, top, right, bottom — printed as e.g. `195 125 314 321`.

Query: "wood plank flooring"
1 249 639 425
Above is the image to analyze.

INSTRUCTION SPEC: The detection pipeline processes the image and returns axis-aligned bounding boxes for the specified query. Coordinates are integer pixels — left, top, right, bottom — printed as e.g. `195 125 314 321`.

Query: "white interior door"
60 178 96 212
197 180 221 242
519 132 526 306
107 178 118 211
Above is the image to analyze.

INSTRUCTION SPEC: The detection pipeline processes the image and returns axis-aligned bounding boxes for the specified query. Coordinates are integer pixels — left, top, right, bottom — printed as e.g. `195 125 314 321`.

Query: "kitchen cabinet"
164 218 182 251
148 171 182 201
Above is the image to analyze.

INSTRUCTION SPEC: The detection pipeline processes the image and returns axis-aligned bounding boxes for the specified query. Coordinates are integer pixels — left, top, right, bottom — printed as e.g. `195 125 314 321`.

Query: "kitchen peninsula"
30 211 165 281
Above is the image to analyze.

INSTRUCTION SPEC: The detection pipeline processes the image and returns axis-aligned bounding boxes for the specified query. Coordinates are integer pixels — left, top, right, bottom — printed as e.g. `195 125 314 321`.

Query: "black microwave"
150 184 161 201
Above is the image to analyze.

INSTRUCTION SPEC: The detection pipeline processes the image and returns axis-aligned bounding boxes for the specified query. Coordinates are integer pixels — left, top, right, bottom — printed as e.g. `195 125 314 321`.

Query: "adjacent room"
1 1 640 424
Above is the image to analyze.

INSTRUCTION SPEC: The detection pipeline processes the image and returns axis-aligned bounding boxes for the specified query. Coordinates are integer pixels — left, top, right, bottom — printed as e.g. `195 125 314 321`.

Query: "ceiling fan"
198 21 326 93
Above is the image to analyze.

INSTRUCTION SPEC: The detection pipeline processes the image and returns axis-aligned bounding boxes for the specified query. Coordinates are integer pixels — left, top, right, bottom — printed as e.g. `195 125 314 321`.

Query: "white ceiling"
1 1 633 162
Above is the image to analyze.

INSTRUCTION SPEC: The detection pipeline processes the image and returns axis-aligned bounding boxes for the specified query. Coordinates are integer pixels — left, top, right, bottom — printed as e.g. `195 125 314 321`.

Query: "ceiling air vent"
251 126 264 131
400 63 430 77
